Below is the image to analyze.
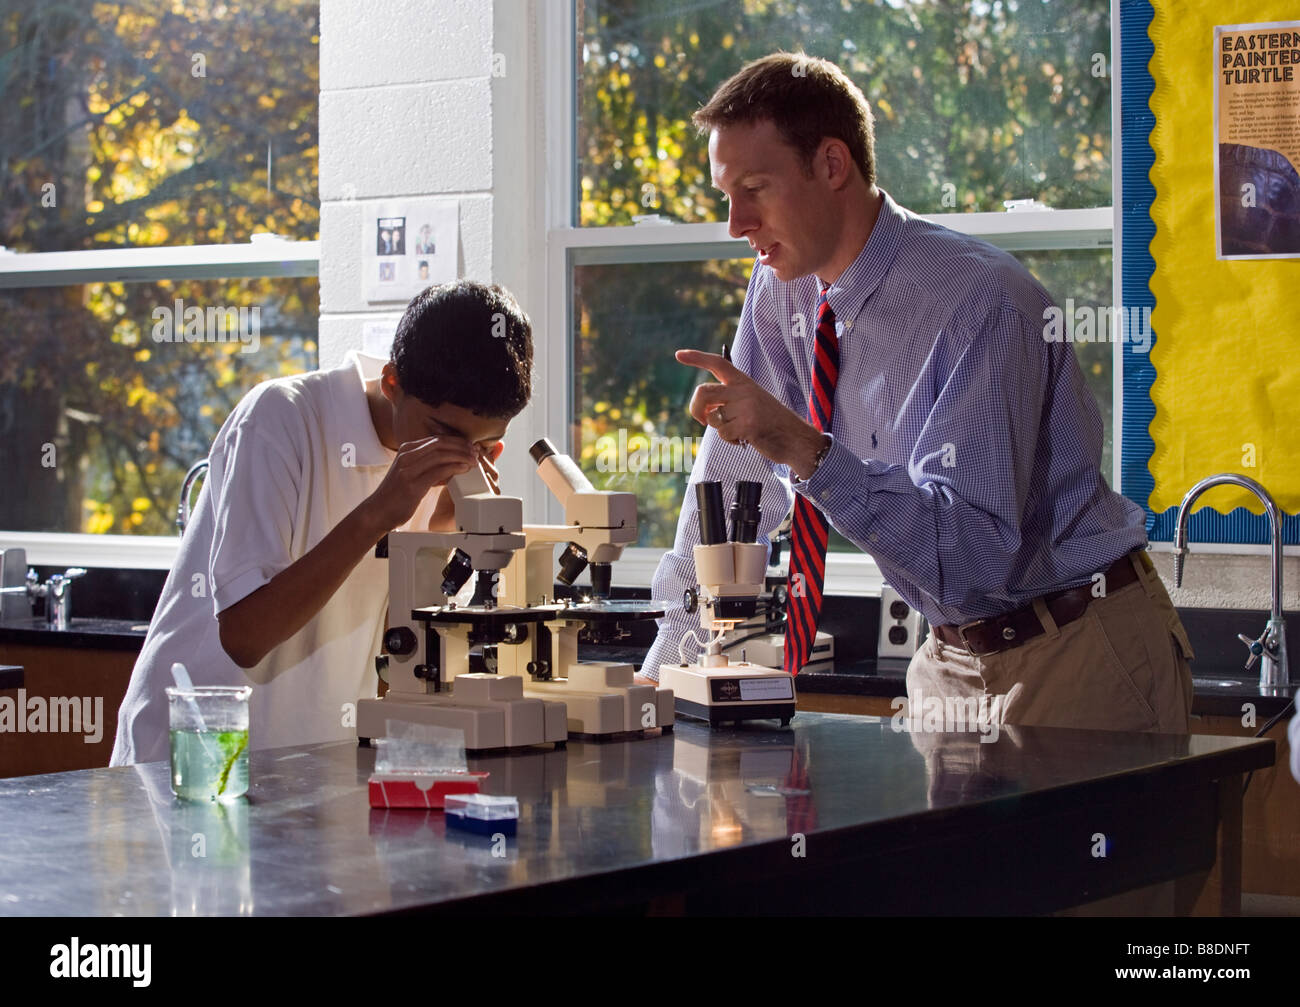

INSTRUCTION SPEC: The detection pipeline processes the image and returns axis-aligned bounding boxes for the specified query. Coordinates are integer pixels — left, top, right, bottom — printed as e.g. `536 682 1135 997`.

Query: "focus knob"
384 626 417 656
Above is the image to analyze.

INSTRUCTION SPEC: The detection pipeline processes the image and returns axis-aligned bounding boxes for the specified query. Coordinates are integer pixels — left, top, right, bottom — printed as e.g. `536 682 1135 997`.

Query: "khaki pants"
906 551 1195 733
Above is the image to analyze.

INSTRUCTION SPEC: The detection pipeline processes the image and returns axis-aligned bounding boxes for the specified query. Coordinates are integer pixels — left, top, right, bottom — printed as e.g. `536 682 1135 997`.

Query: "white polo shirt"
110 352 398 766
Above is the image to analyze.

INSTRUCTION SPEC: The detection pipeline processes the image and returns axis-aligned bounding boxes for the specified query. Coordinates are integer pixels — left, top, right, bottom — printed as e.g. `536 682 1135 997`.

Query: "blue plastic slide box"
444 793 519 836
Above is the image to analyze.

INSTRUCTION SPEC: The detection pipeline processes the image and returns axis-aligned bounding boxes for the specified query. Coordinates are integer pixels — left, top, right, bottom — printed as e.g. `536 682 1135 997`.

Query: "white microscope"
658 481 797 726
355 461 568 751
496 438 675 738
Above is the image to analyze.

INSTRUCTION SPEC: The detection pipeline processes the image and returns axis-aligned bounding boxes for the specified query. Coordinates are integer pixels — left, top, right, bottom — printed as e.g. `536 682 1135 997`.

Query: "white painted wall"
318 0 548 512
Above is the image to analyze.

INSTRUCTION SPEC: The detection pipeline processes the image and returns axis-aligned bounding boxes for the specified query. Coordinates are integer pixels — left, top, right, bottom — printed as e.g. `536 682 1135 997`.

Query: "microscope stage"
413 604 558 628
554 599 666 622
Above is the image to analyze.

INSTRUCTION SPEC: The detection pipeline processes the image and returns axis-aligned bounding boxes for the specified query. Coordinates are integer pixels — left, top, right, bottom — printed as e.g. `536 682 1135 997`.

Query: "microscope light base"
659 660 797 728
356 675 567 752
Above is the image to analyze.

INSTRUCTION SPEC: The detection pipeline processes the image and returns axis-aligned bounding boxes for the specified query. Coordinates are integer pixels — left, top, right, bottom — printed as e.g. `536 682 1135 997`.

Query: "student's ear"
379 363 401 403
489 441 505 463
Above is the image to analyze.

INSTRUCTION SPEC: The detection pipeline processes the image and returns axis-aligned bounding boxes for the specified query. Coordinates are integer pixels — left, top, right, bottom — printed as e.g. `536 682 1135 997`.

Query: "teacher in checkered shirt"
638 52 1195 734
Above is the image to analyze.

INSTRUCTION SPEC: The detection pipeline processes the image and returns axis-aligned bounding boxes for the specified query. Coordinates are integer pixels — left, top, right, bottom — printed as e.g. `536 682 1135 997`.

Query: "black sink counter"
4 620 1293 719
591 644 1298 720
791 663 1297 719
0 617 148 652
0 665 21 689
0 713 1273 916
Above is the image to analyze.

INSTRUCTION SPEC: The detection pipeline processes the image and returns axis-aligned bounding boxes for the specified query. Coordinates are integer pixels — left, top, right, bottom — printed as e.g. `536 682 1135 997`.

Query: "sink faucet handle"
1238 632 1265 671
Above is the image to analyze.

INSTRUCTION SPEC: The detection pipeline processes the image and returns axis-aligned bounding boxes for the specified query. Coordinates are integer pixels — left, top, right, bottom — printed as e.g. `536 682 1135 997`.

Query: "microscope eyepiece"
696 481 727 545
728 481 763 543
530 438 557 465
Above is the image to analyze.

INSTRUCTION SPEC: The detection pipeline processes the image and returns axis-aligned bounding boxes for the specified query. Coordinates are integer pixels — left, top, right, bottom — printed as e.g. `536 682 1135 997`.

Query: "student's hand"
676 349 826 478
362 436 476 536
427 441 505 530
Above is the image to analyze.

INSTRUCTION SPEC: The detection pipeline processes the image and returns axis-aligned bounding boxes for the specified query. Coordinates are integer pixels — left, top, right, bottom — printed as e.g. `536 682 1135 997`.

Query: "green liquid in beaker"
170 728 249 801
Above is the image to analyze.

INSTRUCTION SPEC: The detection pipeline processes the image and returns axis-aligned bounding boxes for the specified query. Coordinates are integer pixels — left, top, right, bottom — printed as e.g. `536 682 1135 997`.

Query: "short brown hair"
693 52 876 189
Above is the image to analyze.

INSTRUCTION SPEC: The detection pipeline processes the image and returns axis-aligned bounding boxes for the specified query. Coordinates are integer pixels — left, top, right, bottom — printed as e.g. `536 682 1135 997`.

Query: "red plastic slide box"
367 771 489 809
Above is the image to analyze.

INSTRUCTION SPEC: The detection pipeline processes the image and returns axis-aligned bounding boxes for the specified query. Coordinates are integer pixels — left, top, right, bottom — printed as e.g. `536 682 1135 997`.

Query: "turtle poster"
1214 21 1300 258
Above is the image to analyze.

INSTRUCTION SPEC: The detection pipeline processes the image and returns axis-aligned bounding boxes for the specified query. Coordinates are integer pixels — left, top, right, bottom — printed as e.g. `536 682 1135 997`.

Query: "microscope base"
357 674 567 751
659 661 797 728
517 661 675 738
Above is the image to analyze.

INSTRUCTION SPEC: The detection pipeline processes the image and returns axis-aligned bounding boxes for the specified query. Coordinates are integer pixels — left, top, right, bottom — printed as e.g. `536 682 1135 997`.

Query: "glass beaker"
166 685 252 801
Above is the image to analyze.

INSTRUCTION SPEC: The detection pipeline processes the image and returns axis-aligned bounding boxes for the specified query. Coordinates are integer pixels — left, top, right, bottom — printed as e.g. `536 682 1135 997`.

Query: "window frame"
547 0 1123 592
0 238 320 568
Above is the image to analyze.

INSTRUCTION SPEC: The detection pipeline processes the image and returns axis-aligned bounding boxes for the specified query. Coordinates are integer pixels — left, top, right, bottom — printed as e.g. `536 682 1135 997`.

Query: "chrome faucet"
22 568 88 631
176 458 209 535
1174 473 1290 688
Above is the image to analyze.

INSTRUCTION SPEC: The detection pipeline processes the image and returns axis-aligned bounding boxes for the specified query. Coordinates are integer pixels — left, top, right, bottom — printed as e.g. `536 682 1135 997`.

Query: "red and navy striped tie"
784 283 838 674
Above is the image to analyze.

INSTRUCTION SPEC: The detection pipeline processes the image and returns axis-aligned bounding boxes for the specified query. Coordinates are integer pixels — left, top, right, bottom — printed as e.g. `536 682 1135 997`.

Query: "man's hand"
361 436 476 536
427 441 505 531
676 349 826 478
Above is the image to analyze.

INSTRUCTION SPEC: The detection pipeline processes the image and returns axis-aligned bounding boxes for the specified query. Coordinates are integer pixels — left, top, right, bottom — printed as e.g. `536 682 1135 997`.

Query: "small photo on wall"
376 216 406 257
414 223 436 255
363 200 458 303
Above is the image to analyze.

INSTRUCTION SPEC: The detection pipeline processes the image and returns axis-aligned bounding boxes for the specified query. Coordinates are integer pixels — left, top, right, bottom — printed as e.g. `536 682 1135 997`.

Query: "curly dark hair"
390 280 533 418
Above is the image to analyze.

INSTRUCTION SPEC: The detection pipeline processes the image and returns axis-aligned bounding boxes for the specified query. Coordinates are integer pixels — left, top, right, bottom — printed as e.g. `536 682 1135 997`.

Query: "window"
0 0 320 553
556 0 1115 575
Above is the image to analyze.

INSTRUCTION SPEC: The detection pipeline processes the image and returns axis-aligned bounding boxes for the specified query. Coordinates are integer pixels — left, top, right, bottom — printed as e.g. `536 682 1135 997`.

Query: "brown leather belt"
931 550 1151 657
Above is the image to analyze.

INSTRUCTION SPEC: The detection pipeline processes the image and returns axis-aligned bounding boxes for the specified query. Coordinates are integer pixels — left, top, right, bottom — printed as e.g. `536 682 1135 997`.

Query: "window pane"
1015 247 1115 481
573 249 1113 550
573 258 751 546
0 0 319 252
0 278 319 534
577 0 1110 226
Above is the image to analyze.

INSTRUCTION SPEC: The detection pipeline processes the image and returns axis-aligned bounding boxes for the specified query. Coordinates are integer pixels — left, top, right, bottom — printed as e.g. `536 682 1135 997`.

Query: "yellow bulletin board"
1124 0 1300 541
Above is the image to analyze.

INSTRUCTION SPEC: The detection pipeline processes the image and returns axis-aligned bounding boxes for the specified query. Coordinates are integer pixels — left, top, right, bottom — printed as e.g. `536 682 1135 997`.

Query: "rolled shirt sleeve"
206 389 306 615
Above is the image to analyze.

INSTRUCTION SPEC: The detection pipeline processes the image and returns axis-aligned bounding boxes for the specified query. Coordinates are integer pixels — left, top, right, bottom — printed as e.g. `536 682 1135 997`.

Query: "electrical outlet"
877 584 924 666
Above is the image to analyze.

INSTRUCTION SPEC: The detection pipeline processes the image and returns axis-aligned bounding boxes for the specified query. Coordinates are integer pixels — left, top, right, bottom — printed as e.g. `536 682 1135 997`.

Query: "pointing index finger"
675 348 743 383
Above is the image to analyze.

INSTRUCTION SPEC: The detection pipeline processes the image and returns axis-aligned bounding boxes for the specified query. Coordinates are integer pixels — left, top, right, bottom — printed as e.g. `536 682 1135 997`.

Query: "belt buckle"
956 618 990 655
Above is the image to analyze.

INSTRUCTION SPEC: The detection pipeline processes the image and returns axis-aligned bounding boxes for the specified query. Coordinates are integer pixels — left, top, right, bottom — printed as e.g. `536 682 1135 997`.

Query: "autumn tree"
0 0 319 534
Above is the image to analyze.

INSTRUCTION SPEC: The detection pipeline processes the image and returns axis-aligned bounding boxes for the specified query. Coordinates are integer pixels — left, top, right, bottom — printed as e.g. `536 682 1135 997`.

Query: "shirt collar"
325 350 395 468
819 188 906 322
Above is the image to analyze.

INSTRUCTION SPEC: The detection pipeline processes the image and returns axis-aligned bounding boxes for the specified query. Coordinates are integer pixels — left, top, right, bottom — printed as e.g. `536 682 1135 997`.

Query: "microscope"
355 460 568 752
658 481 797 726
496 438 674 738
714 512 834 674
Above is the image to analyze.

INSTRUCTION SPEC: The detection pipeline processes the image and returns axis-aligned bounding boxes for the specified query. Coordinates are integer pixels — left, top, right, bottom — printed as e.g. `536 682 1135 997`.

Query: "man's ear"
821 137 854 191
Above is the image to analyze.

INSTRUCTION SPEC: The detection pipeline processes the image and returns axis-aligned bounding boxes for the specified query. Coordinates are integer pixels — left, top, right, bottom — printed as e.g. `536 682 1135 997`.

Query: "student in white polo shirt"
110 281 533 765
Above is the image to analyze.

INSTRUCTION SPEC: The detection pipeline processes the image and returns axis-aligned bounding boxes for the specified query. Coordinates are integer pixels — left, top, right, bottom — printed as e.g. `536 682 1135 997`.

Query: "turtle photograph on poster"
1215 21 1300 258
